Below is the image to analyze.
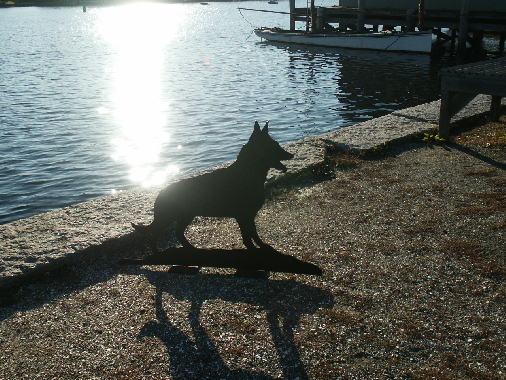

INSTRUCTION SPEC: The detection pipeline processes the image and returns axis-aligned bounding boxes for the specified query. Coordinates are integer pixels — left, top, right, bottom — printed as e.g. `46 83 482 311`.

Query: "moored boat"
254 28 432 53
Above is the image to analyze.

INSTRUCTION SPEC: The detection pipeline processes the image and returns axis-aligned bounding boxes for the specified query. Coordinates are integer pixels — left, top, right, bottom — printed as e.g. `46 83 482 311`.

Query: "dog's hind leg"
148 220 166 253
175 215 194 249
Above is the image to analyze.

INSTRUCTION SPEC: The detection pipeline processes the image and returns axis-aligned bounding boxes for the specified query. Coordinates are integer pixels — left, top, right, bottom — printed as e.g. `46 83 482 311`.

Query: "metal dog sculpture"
132 121 293 251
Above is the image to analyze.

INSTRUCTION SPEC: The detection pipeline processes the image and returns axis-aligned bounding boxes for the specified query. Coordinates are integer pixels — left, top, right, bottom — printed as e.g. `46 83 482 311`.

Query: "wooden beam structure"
299 7 506 31
438 57 506 138
290 2 506 53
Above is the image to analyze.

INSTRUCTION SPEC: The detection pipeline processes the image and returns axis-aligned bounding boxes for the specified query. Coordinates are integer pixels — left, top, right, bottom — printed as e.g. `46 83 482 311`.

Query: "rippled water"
0 2 444 224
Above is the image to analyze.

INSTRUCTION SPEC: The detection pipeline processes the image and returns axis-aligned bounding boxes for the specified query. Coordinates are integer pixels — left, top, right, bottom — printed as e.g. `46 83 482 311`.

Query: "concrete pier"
0 94 503 290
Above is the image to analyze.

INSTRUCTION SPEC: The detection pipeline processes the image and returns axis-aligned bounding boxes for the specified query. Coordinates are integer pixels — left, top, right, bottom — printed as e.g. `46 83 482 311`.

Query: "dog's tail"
131 222 152 235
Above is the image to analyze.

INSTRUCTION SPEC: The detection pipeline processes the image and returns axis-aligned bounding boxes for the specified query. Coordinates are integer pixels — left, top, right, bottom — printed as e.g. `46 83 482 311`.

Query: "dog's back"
154 160 265 220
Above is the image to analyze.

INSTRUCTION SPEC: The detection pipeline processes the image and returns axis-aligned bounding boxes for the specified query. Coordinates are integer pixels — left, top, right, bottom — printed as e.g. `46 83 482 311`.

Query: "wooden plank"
120 247 323 276
442 77 506 97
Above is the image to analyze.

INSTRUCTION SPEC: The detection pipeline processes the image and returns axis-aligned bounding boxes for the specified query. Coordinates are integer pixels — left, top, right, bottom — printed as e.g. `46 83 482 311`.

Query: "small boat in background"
268 1 278 4
200 2 209 5
254 28 432 53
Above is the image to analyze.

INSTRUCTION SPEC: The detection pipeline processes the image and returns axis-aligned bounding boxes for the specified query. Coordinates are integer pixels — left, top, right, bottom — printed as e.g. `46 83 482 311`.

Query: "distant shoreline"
1 0 252 7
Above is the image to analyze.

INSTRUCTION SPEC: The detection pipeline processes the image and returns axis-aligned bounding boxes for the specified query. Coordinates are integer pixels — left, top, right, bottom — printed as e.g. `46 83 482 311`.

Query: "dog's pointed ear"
250 121 261 140
262 121 269 134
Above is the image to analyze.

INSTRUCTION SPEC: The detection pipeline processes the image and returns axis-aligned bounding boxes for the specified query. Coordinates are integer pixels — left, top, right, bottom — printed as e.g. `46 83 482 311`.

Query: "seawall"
0 94 501 290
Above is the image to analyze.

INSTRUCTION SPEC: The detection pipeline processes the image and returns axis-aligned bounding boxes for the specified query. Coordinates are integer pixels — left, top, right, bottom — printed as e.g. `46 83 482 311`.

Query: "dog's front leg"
236 216 256 250
249 220 273 250
237 216 272 250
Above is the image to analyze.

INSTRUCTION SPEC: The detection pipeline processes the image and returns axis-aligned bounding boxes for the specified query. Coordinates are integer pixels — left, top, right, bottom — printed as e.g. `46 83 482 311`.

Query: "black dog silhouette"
132 121 293 251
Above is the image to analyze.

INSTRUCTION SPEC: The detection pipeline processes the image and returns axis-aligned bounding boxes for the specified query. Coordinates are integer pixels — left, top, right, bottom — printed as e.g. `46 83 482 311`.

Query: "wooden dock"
438 57 506 138
288 0 506 53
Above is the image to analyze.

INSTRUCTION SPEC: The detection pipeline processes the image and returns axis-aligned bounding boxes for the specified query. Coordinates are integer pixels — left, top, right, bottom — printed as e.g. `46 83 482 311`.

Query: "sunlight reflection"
96 3 187 187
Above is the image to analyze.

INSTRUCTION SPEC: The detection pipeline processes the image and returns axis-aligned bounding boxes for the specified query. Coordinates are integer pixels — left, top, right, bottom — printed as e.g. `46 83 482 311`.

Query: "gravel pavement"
0 99 505 379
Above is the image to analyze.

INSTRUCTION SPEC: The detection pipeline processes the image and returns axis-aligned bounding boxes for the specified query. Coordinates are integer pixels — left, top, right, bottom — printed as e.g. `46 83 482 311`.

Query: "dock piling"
357 0 366 33
310 0 318 32
458 0 470 53
451 29 457 50
289 0 295 31
406 8 416 32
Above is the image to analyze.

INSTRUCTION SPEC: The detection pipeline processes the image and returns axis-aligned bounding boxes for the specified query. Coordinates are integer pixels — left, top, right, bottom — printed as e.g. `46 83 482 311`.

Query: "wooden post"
439 81 477 139
418 0 425 29
439 91 452 139
500 33 505 52
472 31 484 50
458 0 470 53
316 8 324 32
450 29 457 50
310 0 317 32
289 0 295 31
357 0 365 33
406 9 415 32
491 96 502 121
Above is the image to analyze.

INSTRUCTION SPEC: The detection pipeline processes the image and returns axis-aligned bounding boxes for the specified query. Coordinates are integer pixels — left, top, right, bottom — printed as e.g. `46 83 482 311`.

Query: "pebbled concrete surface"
0 94 502 289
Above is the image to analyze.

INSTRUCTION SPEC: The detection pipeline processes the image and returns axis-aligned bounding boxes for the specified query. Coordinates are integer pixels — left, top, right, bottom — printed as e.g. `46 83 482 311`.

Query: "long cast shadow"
447 142 506 171
1 240 332 377
139 269 335 379
0 250 144 321
121 246 323 275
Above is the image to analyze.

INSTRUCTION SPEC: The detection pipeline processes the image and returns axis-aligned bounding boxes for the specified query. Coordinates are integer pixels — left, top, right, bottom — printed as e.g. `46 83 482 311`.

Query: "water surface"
0 2 443 223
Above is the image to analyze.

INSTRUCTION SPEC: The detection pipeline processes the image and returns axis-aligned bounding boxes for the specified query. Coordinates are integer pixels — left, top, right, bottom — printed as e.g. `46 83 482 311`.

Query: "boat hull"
254 29 432 53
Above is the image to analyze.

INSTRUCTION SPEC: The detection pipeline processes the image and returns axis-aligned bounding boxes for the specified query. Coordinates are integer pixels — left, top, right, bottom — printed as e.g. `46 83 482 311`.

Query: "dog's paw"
258 243 275 251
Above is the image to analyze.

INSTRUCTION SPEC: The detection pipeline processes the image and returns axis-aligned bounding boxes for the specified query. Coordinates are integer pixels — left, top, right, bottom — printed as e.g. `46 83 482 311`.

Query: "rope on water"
238 7 256 28
238 7 293 16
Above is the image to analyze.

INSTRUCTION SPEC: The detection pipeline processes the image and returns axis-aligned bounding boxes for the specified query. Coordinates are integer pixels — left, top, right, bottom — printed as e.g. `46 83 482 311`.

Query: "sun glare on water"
95 3 187 188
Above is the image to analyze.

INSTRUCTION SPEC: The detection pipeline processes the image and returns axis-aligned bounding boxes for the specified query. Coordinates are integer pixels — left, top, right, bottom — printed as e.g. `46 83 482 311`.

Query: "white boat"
254 28 432 53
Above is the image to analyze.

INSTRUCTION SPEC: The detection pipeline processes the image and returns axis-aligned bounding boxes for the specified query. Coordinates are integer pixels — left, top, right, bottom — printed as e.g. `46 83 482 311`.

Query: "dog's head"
243 121 294 172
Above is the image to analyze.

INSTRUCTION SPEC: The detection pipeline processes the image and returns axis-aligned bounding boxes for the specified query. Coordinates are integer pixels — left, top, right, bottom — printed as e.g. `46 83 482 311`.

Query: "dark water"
0 2 468 224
